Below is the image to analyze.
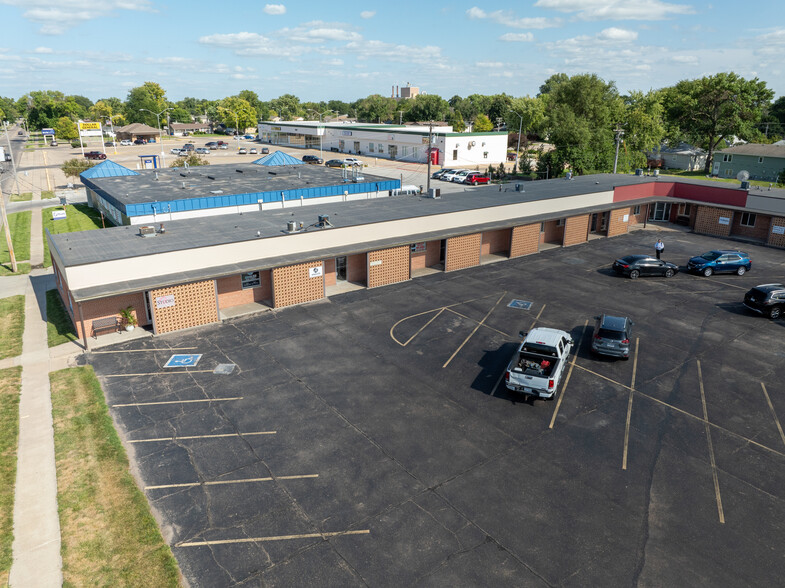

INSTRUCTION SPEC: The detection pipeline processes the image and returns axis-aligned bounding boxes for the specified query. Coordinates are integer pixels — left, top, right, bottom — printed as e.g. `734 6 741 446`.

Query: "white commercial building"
257 121 508 169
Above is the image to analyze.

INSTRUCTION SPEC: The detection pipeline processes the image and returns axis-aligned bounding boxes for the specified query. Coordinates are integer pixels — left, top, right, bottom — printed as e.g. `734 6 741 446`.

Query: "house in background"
168 122 212 136
114 123 162 143
647 143 707 171
714 143 785 181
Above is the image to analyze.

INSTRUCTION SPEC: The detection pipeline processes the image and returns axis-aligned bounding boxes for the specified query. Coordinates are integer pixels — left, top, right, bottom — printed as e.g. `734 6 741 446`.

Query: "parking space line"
697 360 725 524
443 293 506 368
396 308 445 346
760 383 785 448
91 348 199 354
129 431 276 443
444 308 509 337
176 529 370 548
548 319 588 429
146 473 318 491
105 370 214 377
529 304 545 331
622 338 640 470
112 397 242 408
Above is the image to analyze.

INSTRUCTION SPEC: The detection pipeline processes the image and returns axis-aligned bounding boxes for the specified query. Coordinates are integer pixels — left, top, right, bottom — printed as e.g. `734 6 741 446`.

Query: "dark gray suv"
591 314 632 359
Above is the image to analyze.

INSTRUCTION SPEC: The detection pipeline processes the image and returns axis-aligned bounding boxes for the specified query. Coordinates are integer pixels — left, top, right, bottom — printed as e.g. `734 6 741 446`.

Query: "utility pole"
3 121 22 199
0 137 18 272
612 124 625 174
426 121 433 195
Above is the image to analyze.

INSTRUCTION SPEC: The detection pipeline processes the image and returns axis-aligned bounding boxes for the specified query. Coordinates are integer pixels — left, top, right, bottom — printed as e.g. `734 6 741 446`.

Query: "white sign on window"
718 217 730 225
772 225 785 235
156 294 176 309
309 266 323 278
622 214 629 222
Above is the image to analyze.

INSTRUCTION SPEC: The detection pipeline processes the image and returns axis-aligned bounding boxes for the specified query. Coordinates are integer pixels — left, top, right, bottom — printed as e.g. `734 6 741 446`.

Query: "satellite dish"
736 170 749 181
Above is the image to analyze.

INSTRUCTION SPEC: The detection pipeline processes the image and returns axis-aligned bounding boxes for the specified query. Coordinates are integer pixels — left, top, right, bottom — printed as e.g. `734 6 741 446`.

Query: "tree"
487 94 513 125
89 100 114 122
619 91 665 171
506 96 546 149
169 107 192 124
124 82 167 125
473 114 494 132
356 94 395 123
217 97 257 133
61 158 95 181
405 94 449 122
237 90 264 115
169 153 210 167
327 100 351 115
447 110 465 132
269 94 303 120
0 96 19 121
661 73 774 174
54 117 78 141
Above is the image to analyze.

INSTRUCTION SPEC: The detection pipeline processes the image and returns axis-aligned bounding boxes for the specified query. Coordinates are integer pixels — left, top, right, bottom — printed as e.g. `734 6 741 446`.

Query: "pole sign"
51 210 66 221
42 128 55 136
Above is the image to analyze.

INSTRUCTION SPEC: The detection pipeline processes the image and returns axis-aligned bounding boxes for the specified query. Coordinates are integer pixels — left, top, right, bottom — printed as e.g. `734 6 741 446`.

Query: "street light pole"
509 109 523 165
140 107 171 166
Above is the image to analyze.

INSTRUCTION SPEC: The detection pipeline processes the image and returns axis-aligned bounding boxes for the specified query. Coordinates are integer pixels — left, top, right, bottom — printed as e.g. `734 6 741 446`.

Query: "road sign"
164 354 202 368
507 299 532 310
78 122 101 130
42 128 55 136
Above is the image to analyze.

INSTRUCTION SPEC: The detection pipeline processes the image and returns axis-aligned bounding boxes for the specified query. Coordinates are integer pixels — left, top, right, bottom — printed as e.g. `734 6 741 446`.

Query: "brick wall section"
541 220 564 244
411 249 427 272
510 224 540 258
563 214 590 246
768 217 785 248
481 229 511 256
607 207 631 237
272 261 325 308
694 206 733 237
81 292 148 338
216 271 271 309
730 213 770 241
324 258 337 287
347 253 367 283
368 246 409 288
445 233 481 272
150 280 218 334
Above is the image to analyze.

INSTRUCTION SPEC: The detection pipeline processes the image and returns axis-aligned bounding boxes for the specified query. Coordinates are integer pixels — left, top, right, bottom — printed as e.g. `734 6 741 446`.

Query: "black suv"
743 283 785 319
302 155 323 164
591 314 633 359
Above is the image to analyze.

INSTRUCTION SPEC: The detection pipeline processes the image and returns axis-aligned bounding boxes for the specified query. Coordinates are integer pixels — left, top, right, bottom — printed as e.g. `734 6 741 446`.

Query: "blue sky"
0 0 782 102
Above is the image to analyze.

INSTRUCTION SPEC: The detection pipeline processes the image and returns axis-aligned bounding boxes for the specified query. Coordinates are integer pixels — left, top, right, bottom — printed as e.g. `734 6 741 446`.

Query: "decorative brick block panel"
767 216 785 248
607 207 631 237
216 271 271 309
150 280 218 334
77 292 148 339
368 246 409 288
481 229 511 256
510 224 540 258
272 261 325 308
563 214 590 246
445 233 481 272
347 253 367 283
694 206 733 237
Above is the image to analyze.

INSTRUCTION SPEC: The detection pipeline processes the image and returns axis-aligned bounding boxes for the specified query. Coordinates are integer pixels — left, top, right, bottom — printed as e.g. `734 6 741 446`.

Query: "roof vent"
138 225 156 238
207 175 215 180
236 169 244 173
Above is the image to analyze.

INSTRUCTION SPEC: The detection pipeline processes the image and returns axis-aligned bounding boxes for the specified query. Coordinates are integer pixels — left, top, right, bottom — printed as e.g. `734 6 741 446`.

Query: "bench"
91 316 120 338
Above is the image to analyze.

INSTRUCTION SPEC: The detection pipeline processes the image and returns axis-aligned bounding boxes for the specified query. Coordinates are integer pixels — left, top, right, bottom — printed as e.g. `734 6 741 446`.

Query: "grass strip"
0 295 25 360
10 192 33 202
42 204 112 269
46 289 78 348
41 190 56 199
0 263 31 277
0 211 31 264
0 366 22 586
51 367 180 587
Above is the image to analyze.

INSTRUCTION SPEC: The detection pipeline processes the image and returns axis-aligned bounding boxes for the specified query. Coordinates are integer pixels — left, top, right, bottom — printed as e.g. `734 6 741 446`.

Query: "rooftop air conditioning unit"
138 225 156 237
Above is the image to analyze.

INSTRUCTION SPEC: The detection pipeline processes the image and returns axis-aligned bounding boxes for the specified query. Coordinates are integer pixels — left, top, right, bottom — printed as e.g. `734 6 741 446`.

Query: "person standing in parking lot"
655 239 664 259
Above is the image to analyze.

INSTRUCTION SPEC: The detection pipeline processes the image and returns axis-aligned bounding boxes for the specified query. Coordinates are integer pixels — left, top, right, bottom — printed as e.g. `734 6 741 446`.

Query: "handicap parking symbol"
507 299 533 310
164 354 203 368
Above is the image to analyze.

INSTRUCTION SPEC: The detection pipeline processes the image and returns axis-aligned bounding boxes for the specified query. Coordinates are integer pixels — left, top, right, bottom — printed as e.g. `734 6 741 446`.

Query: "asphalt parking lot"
88 228 785 586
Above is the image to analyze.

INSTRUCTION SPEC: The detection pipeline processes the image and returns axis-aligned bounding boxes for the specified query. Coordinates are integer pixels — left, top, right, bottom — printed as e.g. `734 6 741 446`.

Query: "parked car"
687 250 751 276
451 170 472 183
302 155 323 164
249 147 258 154
120 139 133 146
463 172 491 185
171 147 186 155
195 147 210 155
343 157 363 166
182 144 195 151
743 283 785 319
243 134 254 139
84 151 107 160
431 169 452 179
612 255 678 279
441 169 468 182
133 138 146 145
104 141 116 147
325 159 344 167
261 147 269 154
591 314 632 359
218 143 228 149
18 130 24 135
505 327 574 399
50 140 58 147
204 141 218 148
238 148 247 154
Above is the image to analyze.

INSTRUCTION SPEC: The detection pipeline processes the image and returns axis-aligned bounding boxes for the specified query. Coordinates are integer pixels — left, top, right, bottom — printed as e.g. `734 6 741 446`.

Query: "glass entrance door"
648 202 672 222
336 257 347 281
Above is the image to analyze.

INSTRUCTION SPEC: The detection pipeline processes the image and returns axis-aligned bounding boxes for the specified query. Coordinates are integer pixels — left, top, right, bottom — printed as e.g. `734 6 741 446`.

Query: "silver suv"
591 314 632 359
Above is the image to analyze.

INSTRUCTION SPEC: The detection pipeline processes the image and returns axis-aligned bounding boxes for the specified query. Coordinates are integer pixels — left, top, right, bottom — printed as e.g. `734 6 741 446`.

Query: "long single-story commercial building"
257 121 508 167
49 173 785 346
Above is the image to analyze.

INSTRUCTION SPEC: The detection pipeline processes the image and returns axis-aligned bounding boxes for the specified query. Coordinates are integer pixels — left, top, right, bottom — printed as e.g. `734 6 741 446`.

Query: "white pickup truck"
504 327 574 399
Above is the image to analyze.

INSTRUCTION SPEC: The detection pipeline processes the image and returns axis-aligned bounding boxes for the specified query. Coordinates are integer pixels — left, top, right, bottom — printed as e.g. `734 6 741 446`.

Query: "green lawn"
42 204 112 269
0 263 31 276
41 190 56 199
46 289 78 347
0 366 22 587
0 210 31 264
10 192 33 202
658 169 783 188
50 367 181 587
0 295 25 360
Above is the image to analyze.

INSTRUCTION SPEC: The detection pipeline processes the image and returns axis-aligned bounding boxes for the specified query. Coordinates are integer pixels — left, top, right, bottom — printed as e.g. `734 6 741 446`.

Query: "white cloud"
671 54 698 64
199 31 310 58
476 61 504 68
597 27 638 42
534 0 695 21
33 46 53 53
263 4 286 15
360 11 375 19
500 32 535 42
466 7 559 29
2 0 155 35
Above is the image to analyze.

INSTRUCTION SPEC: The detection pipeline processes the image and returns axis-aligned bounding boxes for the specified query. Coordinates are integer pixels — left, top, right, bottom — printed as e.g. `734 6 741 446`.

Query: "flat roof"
53 173 749 270
83 162 394 209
